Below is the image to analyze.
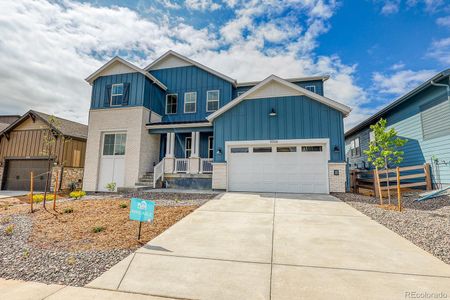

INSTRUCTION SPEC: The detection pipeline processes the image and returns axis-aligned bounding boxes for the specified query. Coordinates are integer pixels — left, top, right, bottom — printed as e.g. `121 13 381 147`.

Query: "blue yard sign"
129 198 155 222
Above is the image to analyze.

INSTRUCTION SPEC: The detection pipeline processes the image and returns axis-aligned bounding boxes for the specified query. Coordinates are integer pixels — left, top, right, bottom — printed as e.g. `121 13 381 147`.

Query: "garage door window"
253 147 272 153
230 147 249 153
301 146 322 152
277 146 297 152
103 133 127 156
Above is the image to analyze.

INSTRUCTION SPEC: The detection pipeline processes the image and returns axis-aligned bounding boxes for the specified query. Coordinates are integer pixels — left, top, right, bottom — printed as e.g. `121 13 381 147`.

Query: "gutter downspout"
431 76 450 101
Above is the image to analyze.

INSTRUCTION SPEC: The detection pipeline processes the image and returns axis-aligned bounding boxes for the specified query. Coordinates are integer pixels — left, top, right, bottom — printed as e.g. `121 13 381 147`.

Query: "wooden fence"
350 163 432 196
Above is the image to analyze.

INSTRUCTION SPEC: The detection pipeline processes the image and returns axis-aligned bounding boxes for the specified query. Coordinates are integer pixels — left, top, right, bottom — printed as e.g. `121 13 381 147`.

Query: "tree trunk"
43 133 52 209
385 157 391 205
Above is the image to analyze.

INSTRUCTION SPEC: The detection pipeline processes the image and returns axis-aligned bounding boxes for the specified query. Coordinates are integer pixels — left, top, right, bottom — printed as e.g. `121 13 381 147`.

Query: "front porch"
151 129 215 188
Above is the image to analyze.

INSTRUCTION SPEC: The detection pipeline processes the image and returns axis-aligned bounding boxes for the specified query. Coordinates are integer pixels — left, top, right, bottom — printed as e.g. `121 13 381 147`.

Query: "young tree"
41 116 64 209
364 118 407 204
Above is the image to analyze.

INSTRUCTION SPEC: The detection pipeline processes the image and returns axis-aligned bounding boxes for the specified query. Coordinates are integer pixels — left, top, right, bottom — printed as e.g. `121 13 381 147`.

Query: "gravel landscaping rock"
334 192 450 265
0 214 132 286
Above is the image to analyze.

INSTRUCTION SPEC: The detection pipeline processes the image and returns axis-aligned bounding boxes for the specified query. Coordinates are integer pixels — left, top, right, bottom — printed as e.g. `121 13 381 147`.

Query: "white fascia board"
207 75 352 121
85 57 167 91
146 122 212 130
236 75 330 87
144 50 237 86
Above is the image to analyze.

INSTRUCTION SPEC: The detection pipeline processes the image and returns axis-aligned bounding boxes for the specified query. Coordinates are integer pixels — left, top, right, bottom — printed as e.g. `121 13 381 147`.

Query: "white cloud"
0 0 371 129
161 0 181 9
427 37 450 64
372 69 436 95
381 0 401 14
185 0 221 11
437 16 450 27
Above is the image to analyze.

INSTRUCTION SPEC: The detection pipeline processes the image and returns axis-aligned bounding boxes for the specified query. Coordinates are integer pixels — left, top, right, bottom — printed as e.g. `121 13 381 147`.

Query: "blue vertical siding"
144 80 166 115
213 95 345 163
346 85 450 184
150 66 233 122
91 72 149 109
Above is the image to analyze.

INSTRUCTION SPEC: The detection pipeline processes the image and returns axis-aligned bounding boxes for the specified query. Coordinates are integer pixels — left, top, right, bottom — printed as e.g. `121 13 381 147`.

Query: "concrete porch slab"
136 210 273 263
118 253 271 300
273 213 450 277
271 264 450 300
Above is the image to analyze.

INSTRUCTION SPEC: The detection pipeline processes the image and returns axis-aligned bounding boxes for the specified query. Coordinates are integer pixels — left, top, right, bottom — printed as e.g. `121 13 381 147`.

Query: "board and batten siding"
150 66 233 122
213 95 345 163
346 86 450 184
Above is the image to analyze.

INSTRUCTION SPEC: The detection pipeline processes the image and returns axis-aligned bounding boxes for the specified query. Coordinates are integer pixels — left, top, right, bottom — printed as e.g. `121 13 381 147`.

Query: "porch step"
135 181 154 186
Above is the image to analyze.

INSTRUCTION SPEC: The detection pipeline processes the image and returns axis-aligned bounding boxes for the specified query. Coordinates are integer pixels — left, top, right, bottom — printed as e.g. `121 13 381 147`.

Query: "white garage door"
228 142 328 193
98 133 126 192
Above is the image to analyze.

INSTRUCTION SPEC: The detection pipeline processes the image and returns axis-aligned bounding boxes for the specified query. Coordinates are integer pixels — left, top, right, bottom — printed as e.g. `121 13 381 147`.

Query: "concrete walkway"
86 192 450 300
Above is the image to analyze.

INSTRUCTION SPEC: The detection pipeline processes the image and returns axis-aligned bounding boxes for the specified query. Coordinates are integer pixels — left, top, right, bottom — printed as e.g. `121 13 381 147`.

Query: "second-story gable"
149 65 234 122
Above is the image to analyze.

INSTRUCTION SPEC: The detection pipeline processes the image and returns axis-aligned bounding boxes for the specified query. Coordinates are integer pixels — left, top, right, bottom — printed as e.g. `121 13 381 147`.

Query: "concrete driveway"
0 190 27 199
88 193 450 300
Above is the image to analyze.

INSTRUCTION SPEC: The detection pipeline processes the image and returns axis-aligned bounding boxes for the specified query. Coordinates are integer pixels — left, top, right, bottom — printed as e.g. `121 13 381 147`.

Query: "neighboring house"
345 69 450 185
83 50 351 193
0 115 20 132
0 110 88 191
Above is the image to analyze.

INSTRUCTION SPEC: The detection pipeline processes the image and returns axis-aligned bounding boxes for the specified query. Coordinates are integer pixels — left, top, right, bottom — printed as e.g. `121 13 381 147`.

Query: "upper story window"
206 90 220 112
184 92 197 113
350 137 360 157
166 94 178 114
305 85 316 93
111 83 124 106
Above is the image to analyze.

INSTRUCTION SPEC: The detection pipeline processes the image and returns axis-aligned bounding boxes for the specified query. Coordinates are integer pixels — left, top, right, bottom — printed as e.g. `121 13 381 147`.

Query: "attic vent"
420 94 450 140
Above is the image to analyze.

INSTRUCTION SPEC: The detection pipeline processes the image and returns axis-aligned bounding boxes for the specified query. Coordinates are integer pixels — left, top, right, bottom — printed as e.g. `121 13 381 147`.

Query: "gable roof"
237 75 330 87
207 75 351 121
85 56 167 90
345 68 450 138
0 110 88 140
144 50 237 86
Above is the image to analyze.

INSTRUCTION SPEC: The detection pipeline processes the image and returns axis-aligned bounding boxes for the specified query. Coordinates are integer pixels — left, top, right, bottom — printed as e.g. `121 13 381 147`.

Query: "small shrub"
0 216 11 225
63 207 74 214
69 190 86 199
105 182 116 192
23 249 30 258
66 256 76 265
92 226 106 233
29 194 55 203
119 203 128 208
4 224 14 235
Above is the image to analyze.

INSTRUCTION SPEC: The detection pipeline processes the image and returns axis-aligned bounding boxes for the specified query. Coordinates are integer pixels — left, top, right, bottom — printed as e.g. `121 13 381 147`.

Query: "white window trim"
184 92 197 113
110 83 124 107
185 137 192 158
208 136 214 158
305 85 316 93
206 90 220 112
165 94 178 115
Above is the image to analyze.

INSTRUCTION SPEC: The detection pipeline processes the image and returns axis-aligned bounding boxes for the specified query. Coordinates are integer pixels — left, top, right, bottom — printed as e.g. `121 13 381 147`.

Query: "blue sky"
0 0 449 129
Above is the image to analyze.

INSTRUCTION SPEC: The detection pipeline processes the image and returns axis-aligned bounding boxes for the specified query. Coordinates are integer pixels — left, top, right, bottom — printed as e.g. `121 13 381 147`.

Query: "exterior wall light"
216 148 222 155
334 145 340 152
269 108 277 116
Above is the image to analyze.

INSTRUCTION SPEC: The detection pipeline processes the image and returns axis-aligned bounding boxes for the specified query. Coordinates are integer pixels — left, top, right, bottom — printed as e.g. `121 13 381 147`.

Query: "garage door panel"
4 160 50 191
228 142 328 194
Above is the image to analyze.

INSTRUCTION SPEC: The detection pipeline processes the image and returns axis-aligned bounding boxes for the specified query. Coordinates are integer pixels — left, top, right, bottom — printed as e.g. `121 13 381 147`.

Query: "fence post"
424 163 432 190
30 172 34 213
396 166 402 211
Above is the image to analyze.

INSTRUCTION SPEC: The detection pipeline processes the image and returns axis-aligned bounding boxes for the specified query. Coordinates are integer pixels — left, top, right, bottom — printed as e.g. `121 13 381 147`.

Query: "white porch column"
189 131 200 174
164 132 175 173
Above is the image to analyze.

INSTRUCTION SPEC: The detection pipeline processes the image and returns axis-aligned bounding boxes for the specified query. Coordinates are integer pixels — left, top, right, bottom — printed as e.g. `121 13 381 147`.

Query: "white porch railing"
200 158 213 174
153 159 165 188
175 158 189 173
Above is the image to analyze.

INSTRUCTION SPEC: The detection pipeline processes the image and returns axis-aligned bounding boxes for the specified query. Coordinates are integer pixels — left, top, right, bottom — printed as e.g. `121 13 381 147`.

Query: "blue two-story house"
83 51 351 193
345 69 450 187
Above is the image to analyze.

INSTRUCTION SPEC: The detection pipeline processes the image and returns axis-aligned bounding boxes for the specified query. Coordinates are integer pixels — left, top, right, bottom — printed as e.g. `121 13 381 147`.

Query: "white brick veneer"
328 162 347 193
212 163 227 190
83 107 160 191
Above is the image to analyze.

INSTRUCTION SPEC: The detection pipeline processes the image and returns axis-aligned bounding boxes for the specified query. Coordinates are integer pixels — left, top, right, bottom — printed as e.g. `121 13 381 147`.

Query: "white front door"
227 141 329 193
98 133 126 191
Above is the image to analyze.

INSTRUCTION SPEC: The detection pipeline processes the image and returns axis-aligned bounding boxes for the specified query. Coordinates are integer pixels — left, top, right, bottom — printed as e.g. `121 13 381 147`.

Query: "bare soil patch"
334 192 450 265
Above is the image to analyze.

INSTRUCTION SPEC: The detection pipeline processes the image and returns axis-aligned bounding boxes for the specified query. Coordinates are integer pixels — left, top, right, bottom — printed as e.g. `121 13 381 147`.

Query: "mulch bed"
0 195 211 286
333 192 450 265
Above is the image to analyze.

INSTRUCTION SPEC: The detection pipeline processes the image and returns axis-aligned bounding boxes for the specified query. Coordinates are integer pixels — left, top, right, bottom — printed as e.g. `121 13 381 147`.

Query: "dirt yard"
0 193 215 286
334 192 450 265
